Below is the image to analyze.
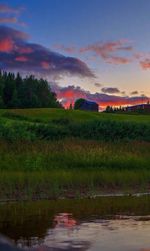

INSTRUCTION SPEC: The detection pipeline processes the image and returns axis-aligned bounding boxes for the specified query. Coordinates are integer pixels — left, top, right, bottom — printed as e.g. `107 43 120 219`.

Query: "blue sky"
0 0 150 107
11 0 150 43
10 0 150 48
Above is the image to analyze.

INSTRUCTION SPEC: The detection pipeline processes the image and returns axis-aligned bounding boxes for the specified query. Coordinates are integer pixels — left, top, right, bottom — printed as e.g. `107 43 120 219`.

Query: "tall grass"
0 169 150 200
0 139 150 200
0 139 150 171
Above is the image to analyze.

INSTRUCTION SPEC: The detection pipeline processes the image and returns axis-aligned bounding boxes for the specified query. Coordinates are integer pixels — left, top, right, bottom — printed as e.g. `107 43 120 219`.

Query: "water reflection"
44 213 91 250
54 213 77 228
0 196 150 251
44 219 150 251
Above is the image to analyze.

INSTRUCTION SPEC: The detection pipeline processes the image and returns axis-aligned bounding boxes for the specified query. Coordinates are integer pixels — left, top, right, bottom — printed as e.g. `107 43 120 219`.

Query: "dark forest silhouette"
0 71 62 109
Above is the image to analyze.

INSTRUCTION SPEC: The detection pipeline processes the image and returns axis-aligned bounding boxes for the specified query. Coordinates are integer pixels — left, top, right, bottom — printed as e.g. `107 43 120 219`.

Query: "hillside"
0 108 150 142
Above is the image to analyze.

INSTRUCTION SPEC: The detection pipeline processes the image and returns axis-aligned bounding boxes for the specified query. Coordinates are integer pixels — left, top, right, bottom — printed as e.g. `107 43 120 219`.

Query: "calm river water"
0 196 150 251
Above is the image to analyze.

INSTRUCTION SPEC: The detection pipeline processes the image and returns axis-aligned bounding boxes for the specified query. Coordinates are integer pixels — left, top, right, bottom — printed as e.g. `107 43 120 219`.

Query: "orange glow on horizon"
62 98 149 109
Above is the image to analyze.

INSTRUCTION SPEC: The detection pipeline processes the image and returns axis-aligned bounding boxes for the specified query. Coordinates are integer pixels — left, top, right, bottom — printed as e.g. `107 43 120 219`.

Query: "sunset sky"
0 0 150 108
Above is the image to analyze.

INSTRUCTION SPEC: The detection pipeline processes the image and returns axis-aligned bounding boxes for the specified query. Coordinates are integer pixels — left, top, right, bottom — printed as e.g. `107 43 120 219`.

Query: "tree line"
0 71 63 109
104 106 126 113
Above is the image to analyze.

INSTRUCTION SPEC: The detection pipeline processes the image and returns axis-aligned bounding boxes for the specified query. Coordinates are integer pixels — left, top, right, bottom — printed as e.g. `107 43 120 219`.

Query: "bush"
68 120 150 141
0 120 36 141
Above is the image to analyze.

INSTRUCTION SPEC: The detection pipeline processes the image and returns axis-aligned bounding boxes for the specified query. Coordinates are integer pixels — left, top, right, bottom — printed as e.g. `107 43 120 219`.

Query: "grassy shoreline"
0 138 150 200
1 169 150 201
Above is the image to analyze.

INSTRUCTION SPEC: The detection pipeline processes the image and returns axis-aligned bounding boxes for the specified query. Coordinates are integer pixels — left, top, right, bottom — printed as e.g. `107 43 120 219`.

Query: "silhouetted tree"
69 103 73 109
105 106 114 113
0 70 63 109
74 98 85 110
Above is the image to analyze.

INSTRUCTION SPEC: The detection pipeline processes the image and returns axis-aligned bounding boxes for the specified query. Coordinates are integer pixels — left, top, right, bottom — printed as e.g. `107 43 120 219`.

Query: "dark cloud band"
0 26 94 78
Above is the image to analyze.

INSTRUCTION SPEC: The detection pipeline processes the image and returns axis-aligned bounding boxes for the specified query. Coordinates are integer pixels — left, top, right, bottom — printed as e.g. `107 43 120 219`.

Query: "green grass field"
0 108 150 200
0 108 150 142
1 107 150 123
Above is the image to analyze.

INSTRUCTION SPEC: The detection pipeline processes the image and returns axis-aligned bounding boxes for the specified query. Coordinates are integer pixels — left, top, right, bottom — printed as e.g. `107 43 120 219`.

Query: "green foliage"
0 118 150 142
0 119 36 141
0 71 63 109
68 119 150 141
74 98 86 109
0 108 150 142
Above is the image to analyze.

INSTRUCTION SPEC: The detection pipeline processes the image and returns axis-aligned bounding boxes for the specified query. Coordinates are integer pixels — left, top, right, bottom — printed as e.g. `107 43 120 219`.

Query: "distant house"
126 103 150 112
79 100 99 112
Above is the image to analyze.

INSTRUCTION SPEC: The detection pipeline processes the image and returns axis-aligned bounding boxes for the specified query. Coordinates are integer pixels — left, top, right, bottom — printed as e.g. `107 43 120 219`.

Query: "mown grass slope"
1 107 150 123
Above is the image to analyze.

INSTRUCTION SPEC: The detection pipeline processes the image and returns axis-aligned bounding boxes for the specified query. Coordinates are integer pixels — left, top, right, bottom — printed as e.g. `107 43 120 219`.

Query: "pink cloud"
15 56 28 62
0 3 24 14
0 38 13 52
0 17 18 24
80 40 132 54
0 4 26 26
55 41 150 69
0 16 26 27
140 59 150 70
17 46 33 54
106 56 131 64
79 40 133 64
55 40 133 65
41 61 50 69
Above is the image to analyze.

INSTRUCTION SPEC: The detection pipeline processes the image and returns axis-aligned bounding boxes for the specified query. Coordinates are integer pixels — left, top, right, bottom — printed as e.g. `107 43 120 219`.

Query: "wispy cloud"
55 40 133 65
101 87 120 94
79 40 133 65
0 17 26 26
0 3 24 14
94 83 102 87
130 91 139 95
54 44 77 54
80 40 132 54
105 55 131 65
0 3 26 26
54 41 150 70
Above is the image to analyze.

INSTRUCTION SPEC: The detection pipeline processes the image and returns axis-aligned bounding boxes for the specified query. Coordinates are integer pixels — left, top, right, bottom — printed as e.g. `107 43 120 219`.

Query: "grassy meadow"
0 108 150 200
